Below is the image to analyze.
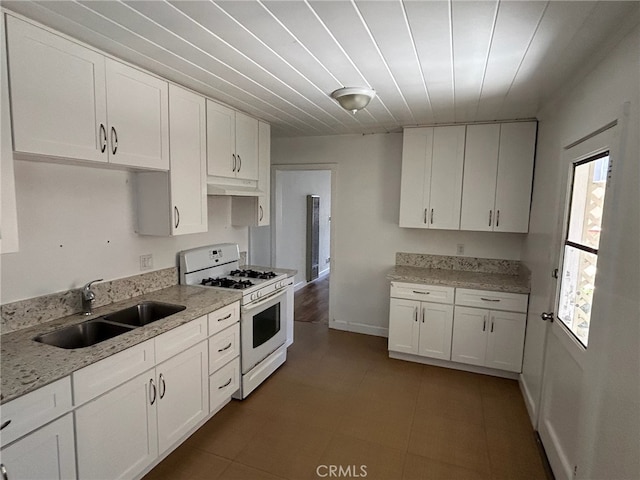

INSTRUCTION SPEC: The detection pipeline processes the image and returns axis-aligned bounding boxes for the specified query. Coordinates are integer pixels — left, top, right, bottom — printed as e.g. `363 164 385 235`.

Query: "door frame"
270 163 338 324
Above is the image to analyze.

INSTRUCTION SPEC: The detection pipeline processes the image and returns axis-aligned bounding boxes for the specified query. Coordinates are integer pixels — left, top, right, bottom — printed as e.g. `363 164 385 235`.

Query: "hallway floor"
144 282 549 480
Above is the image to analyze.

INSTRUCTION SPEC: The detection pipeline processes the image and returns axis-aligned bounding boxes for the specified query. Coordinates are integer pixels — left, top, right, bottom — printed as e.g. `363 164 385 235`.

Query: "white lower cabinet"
156 341 208 453
0 414 76 480
75 371 158 480
388 283 528 375
451 306 526 373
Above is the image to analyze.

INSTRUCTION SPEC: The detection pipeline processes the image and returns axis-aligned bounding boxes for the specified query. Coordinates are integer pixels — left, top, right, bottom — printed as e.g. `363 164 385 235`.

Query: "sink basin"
34 320 135 349
102 301 186 327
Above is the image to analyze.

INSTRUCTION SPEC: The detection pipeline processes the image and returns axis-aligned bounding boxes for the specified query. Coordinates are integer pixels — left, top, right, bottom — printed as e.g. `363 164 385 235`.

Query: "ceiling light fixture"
330 87 376 114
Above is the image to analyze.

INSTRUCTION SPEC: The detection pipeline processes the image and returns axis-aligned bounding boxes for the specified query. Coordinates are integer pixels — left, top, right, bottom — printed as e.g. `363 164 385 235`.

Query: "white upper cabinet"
6 16 169 170
207 101 259 182
105 59 169 170
399 125 465 230
461 122 536 233
6 15 107 163
167 85 207 235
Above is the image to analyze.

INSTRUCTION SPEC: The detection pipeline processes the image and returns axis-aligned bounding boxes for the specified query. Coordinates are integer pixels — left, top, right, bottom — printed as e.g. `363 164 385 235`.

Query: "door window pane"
558 245 598 346
567 155 609 249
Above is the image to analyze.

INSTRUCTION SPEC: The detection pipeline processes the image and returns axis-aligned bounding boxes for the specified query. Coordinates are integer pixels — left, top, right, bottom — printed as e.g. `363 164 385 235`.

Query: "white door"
0 414 76 480
6 16 107 163
399 128 433 228
388 298 419 354
485 310 527 372
418 302 453 360
105 59 169 170
206 101 236 178
75 371 158 480
460 124 500 231
235 112 259 181
451 306 487 366
156 342 209 454
538 127 615 480
168 85 207 235
494 122 537 233
428 125 466 229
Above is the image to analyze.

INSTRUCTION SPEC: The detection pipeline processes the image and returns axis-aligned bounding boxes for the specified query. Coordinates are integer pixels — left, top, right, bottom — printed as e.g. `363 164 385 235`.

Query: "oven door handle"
242 287 287 313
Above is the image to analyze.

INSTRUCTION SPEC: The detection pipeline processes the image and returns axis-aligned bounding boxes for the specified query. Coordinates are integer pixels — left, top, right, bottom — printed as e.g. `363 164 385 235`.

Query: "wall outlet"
140 254 153 271
456 244 465 255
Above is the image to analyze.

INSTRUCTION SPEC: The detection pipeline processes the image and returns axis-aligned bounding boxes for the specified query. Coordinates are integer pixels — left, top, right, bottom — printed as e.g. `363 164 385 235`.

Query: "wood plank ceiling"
3 1 638 137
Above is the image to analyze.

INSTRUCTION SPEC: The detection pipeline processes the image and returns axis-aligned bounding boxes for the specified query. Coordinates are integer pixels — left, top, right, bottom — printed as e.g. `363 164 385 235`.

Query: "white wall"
1 159 247 303
522 23 639 479
272 133 525 336
274 169 331 288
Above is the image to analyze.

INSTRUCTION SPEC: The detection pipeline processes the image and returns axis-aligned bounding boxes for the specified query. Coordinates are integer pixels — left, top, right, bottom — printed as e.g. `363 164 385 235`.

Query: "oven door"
241 288 287 374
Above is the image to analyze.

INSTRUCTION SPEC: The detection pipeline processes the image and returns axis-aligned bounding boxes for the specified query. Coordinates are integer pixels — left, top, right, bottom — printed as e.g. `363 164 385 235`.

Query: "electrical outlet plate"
456 244 465 255
140 254 153 271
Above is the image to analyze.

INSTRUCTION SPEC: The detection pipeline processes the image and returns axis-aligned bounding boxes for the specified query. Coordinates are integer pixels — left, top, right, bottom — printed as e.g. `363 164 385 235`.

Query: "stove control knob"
257 291 262 298
250 293 256 301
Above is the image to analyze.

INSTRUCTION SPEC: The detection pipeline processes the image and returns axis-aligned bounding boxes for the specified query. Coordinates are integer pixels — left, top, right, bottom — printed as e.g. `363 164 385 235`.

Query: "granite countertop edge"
386 265 531 294
0 285 242 404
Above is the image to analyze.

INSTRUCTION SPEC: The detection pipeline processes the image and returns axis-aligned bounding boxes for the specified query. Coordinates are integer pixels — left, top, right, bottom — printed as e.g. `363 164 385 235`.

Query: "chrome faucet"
81 279 103 315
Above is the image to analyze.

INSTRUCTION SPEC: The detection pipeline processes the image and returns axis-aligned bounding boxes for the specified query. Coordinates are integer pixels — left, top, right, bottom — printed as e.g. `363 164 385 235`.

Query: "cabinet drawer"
209 358 240 414
73 340 155 405
209 323 240 374
208 302 240 336
455 288 528 313
390 282 454 304
0 377 72 447
155 315 208 364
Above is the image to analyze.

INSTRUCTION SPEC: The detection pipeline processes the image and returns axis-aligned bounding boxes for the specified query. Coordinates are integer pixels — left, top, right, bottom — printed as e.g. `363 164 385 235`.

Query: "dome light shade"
330 87 375 114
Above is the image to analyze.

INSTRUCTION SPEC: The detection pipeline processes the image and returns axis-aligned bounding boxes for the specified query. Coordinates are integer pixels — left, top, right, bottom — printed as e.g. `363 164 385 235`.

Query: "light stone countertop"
0 285 241 404
386 265 530 294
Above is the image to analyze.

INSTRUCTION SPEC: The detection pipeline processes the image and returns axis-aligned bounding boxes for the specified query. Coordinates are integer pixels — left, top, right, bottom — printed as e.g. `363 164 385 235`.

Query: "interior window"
557 152 610 347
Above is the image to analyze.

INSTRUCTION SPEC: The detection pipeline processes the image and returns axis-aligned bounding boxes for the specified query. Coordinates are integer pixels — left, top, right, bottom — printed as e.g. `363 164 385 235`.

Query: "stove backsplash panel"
1 267 178 334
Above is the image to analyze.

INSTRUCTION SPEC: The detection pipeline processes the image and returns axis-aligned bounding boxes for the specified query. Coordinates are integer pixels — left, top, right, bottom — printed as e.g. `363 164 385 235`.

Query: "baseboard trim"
519 374 539 427
329 320 388 338
389 351 519 379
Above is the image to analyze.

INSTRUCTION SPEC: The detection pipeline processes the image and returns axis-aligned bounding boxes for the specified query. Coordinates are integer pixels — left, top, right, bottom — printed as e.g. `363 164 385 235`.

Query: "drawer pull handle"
0 420 10 431
412 291 430 295
219 378 232 389
218 343 232 352
218 313 232 322
480 297 500 302
1 463 7 480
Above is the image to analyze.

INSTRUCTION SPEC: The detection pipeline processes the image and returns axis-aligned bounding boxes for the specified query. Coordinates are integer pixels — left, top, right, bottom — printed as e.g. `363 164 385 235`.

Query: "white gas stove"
179 243 290 399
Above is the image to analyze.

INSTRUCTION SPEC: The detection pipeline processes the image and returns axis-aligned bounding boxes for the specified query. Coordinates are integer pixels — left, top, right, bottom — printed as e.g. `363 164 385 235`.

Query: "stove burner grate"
229 269 277 280
200 277 254 289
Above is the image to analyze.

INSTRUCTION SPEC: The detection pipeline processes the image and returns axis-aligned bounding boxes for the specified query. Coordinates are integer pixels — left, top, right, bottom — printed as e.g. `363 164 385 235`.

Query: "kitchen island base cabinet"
0 414 76 480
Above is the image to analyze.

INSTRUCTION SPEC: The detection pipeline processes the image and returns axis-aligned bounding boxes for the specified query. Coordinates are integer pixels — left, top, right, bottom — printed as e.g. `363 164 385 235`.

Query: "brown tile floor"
144 320 549 480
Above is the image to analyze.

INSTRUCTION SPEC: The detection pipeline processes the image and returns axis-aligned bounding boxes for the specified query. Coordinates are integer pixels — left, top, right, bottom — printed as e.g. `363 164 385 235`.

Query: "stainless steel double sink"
34 302 186 349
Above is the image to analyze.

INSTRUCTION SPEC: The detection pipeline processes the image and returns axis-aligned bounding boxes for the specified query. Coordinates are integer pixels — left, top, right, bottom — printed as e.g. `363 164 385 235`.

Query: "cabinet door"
494 122 536 233
399 128 433 228
485 311 527 372
388 298 419 354
0 414 76 480
235 112 259 181
207 101 236 178
105 59 169 170
169 85 207 235
157 341 209 454
6 16 107 163
428 125 466 229
75 371 158 480
451 306 488 367
460 124 500 231
257 121 271 225
418 303 454 360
